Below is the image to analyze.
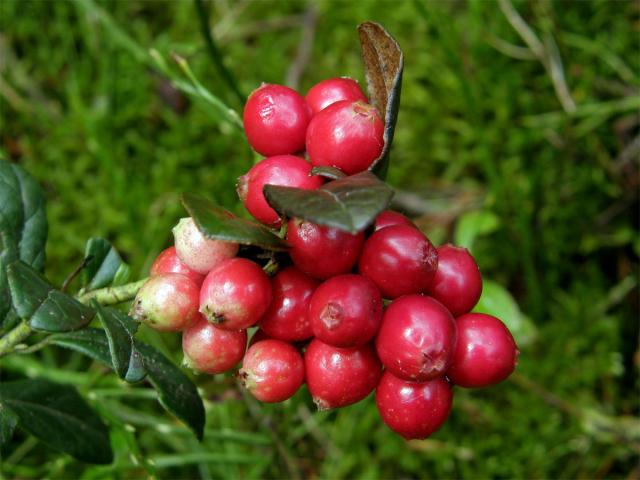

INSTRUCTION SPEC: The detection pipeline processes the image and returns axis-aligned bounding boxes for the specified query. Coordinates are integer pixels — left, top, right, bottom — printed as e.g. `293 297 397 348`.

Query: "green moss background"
1 0 638 478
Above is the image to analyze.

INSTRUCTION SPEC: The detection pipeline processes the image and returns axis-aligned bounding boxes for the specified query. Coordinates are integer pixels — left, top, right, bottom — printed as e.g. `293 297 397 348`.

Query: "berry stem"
0 321 32 358
77 278 149 306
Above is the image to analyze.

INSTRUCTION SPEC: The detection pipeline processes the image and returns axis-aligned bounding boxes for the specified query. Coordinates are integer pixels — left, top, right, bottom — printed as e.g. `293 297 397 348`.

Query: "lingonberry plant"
0 21 519 465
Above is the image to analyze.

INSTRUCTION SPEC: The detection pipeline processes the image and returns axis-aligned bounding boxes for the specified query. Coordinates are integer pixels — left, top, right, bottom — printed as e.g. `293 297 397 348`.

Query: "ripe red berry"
376 295 457 381
429 244 483 316
150 246 205 286
376 372 453 440
173 217 239 275
239 339 305 402
309 274 382 347
306 100 384 175
374 210 414 231
243 84 310 156
182 315 247 374
130 273 199 332
305 77 368 115
447 313 518 388
237 155 323 227
304 339 381 410
359 225 438 299
258 266 318 342
199 258 272 330
286 219 364 280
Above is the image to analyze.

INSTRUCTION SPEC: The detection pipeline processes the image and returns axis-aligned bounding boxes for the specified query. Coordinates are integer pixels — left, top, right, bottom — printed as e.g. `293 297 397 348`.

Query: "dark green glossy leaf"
49 328 113 366
358 22 404 179
135 342 205 440
310 166 347 180
83 238 130 291
0 404 19 450
264 172 394 233
0 379 113 464
6 261 52 318
182 193 287 251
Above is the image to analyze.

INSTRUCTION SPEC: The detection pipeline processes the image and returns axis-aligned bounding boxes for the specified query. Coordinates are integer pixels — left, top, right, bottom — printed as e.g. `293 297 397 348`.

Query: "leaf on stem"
83 238 130 291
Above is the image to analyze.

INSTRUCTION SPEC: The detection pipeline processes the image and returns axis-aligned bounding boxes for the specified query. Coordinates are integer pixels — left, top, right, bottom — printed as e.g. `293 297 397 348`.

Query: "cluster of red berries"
131 78 519 440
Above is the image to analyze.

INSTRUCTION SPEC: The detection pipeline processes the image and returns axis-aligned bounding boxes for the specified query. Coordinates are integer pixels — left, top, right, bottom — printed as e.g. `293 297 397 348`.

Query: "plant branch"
0 321 32 357
61 255 93 293
76 278 148 306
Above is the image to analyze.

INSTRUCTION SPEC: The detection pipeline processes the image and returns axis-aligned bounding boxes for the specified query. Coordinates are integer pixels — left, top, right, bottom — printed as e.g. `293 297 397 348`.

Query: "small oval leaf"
49 328 113 366
83 238 130 291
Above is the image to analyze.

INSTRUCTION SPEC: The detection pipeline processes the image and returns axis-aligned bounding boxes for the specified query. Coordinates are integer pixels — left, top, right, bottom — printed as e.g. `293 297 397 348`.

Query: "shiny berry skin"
376 372 453 440
239 339 305 402
287 219 364 280
199 258 272 330
258 266 318 342
428 244 483 317
182 315 247 374
306 100 384 175
374 210 414 231
237 155 323 227
150 246 205 286
309 274 382 347
173 217 239 275
304 339 382 410
130 273 199 332
305 77 368 115
447 313 518 388
243 84 310 156
359 225 438 299
376 295 457 381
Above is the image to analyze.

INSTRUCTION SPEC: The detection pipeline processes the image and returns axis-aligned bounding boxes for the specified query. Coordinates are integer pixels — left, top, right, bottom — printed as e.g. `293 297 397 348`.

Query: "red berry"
359 225 438 299
237 155 323 227
150 246 205 286
199 258 272 330
130 273 199 332
376 372 452 440
239 339 305 402
306 100 384 175
304 339 381 410
182 315 247 374
286 219 364 280
429 244 483 316
305 77 367 115
258 266 318 342
376 295 457 381
243 84 310 156
374 210 414 231
447 313 518 388
309 274 382 347
173 217 239 275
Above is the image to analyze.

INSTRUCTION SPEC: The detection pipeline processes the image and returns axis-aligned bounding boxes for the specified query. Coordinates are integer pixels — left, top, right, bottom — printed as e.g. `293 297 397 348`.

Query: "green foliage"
83 238 131 291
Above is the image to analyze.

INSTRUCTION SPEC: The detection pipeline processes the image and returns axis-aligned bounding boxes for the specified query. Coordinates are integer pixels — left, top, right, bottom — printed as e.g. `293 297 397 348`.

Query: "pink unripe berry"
199 258 272 330
239 339 305 402
447 313 519 388
374 210 414 231
376 295 457 381
306 100 384 175
376 372 453 440
150 246 205 286
182 315 247 374
309 274 382 347
305 77 368 115
243 84 310 156
173 217 239 275
237 155 323 227
130 273 199 332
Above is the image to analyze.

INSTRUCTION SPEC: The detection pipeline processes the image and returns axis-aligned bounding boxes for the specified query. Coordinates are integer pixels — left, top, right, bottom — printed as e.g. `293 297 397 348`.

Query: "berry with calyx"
259 266 319 342
304 339 381 410
243 84 310 156
182 315 247 374
306 100 384 175
239 339 305 402
150 246 205 286
173 217 239 275
429 244 483 317
376 295 456 381
376 372 452 440
305 77 368 115
374 210 414 231
359 224 438 299
200 258 272 330
309 274 382 347
287 219 364 280
237 155 323 227
447 313 519 388
130 273 199 332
